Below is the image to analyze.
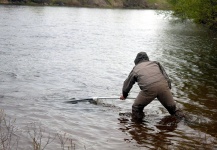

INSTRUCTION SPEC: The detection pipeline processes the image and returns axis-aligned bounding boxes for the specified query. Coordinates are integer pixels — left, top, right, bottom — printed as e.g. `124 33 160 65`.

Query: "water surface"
0 5 216 149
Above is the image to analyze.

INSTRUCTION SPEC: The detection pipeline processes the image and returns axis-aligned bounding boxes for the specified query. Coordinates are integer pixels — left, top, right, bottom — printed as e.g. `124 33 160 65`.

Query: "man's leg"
132 105 145 122
157 84 184 118
132 90 156 122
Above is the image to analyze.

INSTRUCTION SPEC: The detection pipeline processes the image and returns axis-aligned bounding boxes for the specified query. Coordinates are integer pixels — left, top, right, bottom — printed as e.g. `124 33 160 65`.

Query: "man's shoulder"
134 61 157 69
150 61 161 66
139 60 160 65
151 60 159 63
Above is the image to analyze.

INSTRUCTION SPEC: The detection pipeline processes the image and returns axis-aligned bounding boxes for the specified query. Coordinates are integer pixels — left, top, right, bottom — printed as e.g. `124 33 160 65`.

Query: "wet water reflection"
118 114 180 149
118 112 216 149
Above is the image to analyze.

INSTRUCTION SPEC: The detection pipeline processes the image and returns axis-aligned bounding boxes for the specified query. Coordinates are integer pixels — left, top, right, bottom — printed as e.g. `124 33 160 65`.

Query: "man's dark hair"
134 52 149 65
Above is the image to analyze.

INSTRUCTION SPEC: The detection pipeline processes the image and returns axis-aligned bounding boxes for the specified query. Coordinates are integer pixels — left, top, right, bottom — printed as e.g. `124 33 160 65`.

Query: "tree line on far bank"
5 0 152 8
167 0 217 30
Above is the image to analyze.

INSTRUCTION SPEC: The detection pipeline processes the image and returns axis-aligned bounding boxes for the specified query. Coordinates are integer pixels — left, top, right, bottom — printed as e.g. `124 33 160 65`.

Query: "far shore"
0 0 171 10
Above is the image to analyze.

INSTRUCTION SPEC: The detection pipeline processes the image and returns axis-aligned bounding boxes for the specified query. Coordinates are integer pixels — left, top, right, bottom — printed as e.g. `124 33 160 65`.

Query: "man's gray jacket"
122 60 171 98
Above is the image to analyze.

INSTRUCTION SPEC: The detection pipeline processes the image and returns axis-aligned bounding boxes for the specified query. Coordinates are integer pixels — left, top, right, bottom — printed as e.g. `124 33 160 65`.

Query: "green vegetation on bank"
167 0 217 29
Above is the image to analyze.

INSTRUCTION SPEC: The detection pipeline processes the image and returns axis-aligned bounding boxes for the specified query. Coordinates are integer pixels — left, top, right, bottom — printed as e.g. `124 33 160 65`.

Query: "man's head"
134 52 149 65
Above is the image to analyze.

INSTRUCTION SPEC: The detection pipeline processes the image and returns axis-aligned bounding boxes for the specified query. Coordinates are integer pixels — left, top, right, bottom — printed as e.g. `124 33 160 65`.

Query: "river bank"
0 0 171 9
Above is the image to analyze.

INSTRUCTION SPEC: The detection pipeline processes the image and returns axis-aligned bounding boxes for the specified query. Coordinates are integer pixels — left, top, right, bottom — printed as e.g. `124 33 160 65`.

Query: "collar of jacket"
135 60 149 65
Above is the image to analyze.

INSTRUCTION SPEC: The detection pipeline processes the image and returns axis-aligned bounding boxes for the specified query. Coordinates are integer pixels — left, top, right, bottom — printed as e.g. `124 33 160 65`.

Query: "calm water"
0 5 216 149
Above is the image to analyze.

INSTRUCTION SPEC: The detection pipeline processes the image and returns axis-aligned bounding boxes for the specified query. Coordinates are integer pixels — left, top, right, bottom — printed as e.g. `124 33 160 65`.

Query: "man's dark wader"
132 80 177 122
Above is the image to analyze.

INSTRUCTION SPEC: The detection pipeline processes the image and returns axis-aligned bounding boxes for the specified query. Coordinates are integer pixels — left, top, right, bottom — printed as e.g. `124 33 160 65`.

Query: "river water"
0 5 216 150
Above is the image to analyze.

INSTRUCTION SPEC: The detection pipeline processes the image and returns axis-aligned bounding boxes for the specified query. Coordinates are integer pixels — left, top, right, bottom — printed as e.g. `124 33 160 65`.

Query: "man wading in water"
120 52 183 122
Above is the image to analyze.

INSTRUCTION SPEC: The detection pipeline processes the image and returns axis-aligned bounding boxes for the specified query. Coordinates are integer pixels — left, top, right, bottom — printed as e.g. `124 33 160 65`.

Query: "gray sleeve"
156 62 172 89
122 70 136 98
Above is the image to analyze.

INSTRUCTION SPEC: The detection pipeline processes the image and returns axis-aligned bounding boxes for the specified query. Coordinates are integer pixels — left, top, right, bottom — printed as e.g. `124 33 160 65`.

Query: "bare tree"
0 109 19 150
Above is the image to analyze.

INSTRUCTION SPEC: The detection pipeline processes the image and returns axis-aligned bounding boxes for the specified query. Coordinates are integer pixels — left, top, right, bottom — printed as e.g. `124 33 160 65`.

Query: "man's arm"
156 62 172 89
121 70 136 99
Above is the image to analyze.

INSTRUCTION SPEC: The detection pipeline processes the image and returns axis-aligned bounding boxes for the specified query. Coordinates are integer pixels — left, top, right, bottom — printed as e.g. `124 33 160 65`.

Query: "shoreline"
0 0 171 10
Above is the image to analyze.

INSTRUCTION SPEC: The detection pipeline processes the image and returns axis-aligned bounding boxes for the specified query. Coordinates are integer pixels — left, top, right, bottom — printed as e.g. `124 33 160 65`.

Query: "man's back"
133 61 165 89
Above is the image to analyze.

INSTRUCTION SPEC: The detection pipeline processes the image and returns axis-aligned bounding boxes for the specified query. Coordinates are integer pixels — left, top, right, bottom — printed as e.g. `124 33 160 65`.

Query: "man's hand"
120 95 126 100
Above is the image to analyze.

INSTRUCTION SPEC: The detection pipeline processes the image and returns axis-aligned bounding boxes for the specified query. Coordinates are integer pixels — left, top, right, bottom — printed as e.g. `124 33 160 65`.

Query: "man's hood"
134 52 149 65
